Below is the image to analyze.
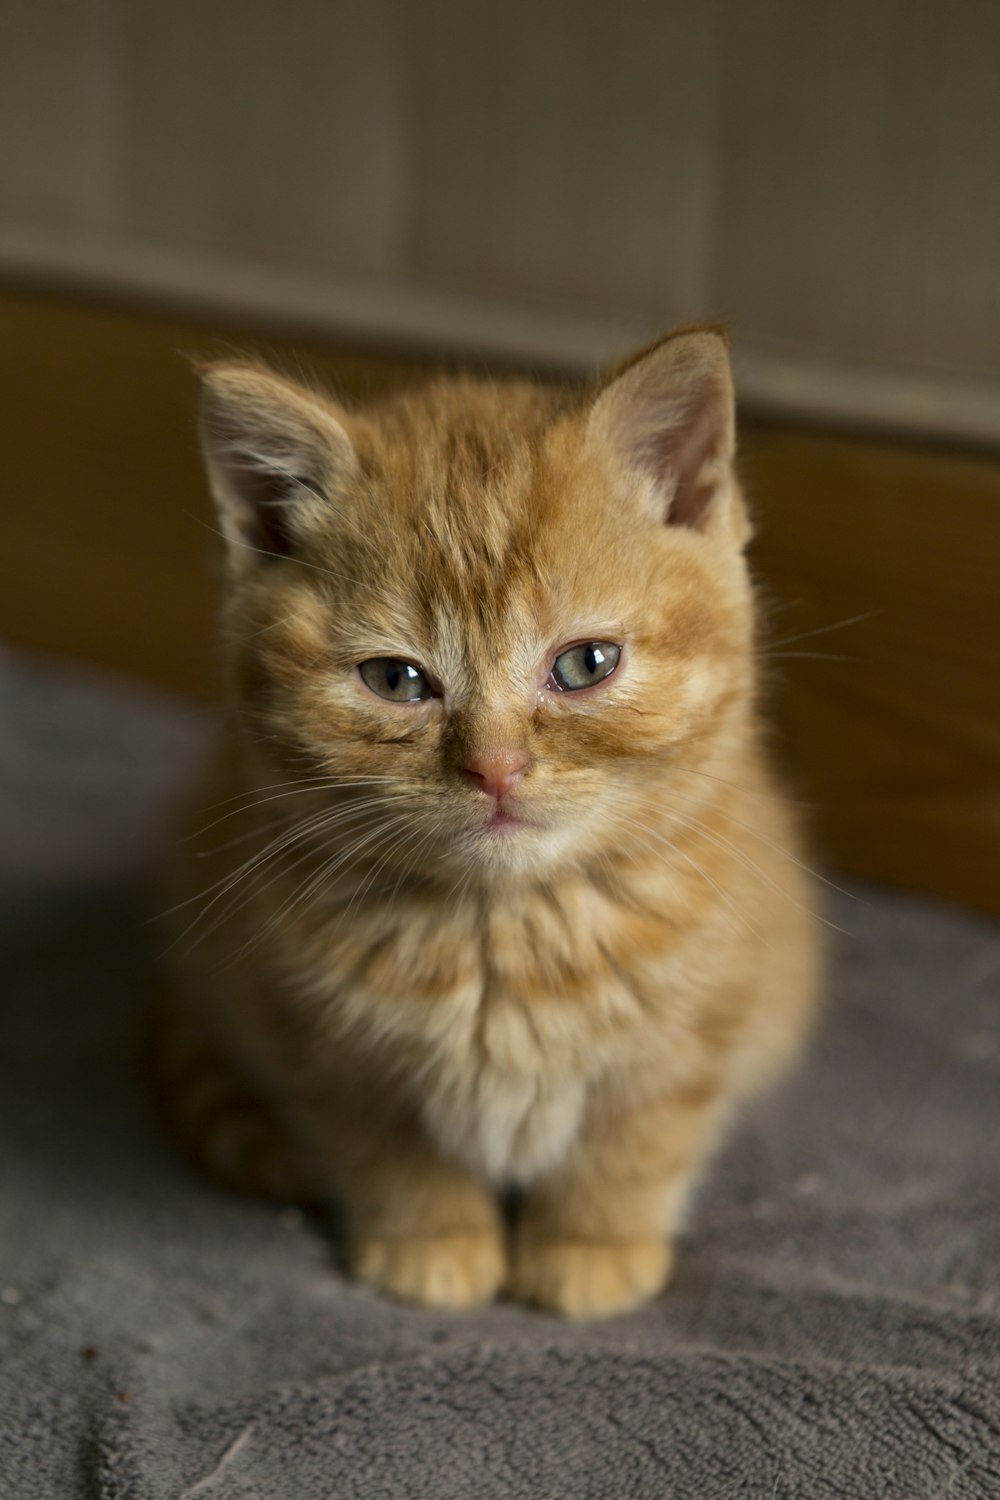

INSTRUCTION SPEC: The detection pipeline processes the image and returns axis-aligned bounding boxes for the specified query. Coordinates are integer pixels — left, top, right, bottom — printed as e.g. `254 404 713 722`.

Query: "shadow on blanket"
1 648 999 1499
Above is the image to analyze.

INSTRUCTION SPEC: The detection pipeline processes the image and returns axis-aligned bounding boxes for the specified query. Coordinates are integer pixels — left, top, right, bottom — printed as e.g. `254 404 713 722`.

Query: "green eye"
359 658 433 703
549 641 622 692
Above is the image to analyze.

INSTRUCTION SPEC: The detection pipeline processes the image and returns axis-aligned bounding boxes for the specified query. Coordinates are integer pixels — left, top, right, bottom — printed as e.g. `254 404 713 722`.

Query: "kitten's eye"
548 642 622 692
358 658 434 703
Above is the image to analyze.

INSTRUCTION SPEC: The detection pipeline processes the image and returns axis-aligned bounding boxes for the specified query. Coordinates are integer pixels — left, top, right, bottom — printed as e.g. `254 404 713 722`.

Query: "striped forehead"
377 417 552 686
381 412 541 569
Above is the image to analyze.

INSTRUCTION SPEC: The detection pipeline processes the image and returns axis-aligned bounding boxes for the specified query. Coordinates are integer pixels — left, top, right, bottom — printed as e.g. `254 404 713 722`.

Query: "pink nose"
462 751 529 800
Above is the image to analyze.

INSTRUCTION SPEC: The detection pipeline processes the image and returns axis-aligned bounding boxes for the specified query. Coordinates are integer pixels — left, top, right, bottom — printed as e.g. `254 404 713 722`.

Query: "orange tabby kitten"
157 329 819 1318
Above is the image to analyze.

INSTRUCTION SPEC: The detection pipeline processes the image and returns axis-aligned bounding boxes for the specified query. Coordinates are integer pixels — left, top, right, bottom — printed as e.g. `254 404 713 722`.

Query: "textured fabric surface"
1 647 999 1499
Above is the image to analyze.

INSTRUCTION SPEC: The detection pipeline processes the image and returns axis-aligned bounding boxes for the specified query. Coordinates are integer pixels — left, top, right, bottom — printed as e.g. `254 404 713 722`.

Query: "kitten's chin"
458 815 580 882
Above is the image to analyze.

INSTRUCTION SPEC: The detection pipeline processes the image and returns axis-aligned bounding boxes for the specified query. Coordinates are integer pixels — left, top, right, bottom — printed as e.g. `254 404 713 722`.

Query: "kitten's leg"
156 998 503 1307
509 1084 721 1318
290 1091 506 1311
152 991 315 1202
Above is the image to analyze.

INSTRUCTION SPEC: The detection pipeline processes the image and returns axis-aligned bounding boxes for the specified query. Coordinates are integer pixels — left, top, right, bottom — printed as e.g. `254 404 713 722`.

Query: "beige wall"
3 0 999 439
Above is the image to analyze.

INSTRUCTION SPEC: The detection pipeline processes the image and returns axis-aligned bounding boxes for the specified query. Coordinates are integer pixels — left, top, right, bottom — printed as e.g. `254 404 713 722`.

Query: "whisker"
187 778 404 838
670 765 816 810
611 805 765 944
214 819 395 965
765 609 881 651
761 650 859 664
248 815 419 956
665 809 850 937
662 788 862 903
197 514 357 589
268 810 415 926
161 799 401 956
339 816 433 920
193 822 366 957
441 848 481 909
242 609 313 642
387 823 440 905
191 773 401 818
193 815 290 858
161 797 396 923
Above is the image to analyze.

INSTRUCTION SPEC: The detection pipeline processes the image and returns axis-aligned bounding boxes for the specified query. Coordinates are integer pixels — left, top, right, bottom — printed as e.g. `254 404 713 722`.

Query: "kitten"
156 329 819 1318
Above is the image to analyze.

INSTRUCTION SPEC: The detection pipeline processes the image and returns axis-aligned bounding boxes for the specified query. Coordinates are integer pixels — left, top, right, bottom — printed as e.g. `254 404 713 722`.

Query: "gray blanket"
1 646 999 1499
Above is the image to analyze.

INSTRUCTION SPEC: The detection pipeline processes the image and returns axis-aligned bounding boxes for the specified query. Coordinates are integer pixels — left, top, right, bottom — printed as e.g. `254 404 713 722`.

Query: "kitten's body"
158 334 819 1317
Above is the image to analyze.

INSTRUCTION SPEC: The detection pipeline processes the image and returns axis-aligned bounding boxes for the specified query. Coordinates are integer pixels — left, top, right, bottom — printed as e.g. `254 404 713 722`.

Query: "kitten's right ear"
197 364 357 568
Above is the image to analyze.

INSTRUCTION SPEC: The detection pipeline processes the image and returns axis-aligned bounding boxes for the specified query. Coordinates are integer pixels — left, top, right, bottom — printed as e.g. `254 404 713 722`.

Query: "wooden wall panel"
743 429 1000 911
115 0 406 283
716 0 1000 376
0 0 116 229
403 0 721 320
3 2 999 439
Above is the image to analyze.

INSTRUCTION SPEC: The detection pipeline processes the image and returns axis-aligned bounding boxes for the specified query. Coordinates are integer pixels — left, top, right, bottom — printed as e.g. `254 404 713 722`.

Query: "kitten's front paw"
351 1231 506 1310
508 1237 672 1318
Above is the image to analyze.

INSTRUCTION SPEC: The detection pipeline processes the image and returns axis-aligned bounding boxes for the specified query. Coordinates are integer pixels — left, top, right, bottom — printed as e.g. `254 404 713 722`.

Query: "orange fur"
157 331 820 1317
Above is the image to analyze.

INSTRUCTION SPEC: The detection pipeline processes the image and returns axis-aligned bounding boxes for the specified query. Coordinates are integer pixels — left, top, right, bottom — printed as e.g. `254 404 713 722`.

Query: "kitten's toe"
508 1237 672 1318
351 1231 506 1309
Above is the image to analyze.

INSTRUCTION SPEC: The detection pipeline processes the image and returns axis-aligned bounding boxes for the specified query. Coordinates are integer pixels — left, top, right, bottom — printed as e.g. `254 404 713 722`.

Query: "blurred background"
1 0 998 911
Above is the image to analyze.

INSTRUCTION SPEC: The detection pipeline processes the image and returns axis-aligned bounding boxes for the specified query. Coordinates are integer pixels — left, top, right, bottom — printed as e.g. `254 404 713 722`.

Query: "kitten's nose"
462 750 529 800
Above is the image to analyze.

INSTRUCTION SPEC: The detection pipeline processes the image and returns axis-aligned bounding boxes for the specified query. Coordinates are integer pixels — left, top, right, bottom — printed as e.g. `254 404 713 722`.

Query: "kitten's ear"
587 330 747 543
197 364 357 567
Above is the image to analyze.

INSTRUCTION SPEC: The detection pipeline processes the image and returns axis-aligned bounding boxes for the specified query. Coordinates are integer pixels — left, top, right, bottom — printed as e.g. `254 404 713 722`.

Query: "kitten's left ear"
587 330 749 545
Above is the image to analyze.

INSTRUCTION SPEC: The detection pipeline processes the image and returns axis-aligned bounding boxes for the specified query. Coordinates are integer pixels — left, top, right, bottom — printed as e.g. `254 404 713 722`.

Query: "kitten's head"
199 331 755 888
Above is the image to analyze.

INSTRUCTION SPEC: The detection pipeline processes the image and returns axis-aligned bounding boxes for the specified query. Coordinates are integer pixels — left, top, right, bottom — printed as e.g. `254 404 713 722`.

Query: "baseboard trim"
2 227 998 446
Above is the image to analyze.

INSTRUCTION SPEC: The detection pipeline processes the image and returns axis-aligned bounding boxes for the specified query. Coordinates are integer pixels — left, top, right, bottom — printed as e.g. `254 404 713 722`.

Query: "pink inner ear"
612 361 732 533
652 400 723 530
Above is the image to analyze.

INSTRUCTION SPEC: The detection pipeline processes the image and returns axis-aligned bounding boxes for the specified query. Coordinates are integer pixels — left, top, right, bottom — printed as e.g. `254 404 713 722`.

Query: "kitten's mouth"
481 803 533 837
